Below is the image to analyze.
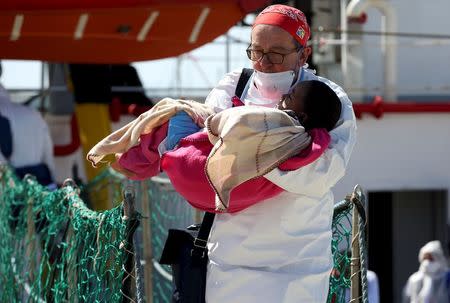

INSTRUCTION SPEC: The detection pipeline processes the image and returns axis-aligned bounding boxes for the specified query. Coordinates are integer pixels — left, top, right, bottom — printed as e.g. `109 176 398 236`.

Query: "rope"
133 234 146 303
353 186 369 303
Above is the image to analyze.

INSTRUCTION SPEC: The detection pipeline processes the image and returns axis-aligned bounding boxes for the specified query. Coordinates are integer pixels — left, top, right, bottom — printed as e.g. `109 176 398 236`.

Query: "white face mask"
420 259 443 275
247 70 295 106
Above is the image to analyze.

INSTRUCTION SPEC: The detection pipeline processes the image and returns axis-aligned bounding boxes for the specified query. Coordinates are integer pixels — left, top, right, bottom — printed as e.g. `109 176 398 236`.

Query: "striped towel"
205 106 311 211
87 98 214 167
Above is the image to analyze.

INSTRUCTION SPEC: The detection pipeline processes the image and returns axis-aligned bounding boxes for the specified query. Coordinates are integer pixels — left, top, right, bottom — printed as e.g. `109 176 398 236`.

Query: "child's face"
276 85 304 114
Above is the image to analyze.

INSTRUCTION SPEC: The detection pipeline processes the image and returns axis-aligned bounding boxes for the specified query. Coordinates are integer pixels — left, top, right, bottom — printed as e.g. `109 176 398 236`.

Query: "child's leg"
166 111 201 150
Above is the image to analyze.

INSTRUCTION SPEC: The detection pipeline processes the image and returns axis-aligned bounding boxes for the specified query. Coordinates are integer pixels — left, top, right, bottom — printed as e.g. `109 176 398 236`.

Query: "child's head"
277 80 341 131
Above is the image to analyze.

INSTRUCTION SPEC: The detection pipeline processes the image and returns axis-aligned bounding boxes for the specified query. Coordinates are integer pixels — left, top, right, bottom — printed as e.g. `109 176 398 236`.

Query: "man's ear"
299 46 312 66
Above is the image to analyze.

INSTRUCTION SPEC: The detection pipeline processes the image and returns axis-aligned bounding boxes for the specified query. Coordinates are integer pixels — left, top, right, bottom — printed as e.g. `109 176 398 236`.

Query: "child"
88 80 341 212
204 80 341 210
277 79 341 132
165 79 340 153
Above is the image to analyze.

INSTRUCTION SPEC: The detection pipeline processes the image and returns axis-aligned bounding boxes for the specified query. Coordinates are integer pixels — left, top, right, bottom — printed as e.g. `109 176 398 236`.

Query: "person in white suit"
203 4 357 303
0 63 55 185
403 240 450 303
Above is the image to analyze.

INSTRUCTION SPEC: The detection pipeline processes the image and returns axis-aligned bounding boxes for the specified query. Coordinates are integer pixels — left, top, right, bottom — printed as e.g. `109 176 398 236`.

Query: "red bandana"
253 4 310 47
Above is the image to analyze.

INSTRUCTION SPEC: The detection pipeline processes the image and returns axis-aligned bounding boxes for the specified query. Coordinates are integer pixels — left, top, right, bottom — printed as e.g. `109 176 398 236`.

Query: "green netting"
145 176 199 303
81 171 198 303
0 165 141 302
327 189 369 303
0 163 367 303
328 200 353 302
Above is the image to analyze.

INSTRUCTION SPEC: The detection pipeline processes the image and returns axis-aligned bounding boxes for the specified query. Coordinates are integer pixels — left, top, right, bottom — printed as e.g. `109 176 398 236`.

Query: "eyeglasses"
246 46 302 64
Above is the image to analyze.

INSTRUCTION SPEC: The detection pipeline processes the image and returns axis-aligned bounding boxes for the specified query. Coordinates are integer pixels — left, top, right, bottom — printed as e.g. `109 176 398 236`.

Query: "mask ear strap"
290 68 303 90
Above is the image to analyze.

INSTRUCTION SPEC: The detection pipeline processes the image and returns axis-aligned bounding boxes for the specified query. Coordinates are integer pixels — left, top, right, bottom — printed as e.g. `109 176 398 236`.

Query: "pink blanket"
119 123 330 213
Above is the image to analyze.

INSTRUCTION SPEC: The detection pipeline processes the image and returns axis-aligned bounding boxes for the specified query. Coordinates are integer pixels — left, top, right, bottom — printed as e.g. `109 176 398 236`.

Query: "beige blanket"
205 106 312 211
87 98 214 167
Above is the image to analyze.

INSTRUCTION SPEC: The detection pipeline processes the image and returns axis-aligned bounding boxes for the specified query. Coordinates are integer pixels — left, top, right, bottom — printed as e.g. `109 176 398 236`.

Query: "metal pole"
350 196 361 303
176 56 182 97
141 182 154 303
340 0 349 88
40 61 46 112
225 33 230 73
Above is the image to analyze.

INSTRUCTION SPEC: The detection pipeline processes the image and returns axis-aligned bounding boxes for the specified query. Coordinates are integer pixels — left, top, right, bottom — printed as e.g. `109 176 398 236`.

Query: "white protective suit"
204 68 357 303
0 84 56 179
403 240 450 303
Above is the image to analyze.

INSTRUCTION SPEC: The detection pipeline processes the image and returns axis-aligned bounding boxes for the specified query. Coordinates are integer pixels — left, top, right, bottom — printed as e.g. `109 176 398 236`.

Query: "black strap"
195 212 215 244
191 212 215 259
235 68 254 99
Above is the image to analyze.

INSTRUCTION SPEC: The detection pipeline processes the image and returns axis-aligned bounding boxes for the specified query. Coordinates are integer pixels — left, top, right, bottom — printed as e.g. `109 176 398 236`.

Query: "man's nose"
259 54 273 67
253 54 274 73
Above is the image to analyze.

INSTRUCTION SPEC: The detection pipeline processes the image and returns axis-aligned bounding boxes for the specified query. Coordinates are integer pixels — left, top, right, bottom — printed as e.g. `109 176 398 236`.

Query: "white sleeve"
204 69 242 112
264 77 357 198
402 276 413 303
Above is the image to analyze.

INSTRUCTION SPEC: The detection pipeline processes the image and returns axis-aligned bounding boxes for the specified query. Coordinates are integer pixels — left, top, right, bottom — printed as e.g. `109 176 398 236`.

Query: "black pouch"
159 212 215 303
